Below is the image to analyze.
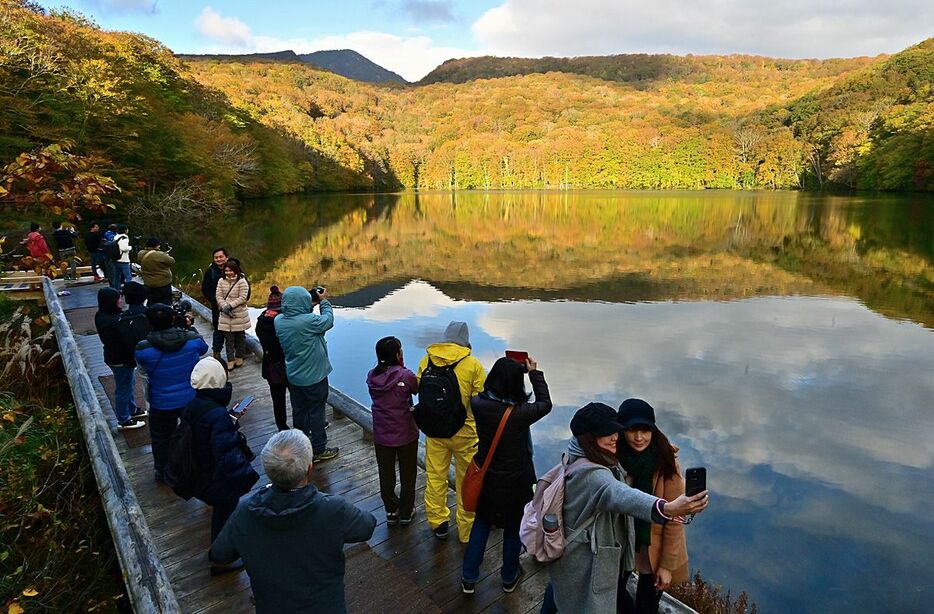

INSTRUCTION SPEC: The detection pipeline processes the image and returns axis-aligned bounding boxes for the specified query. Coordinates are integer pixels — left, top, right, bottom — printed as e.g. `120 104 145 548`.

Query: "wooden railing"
44 279 181 613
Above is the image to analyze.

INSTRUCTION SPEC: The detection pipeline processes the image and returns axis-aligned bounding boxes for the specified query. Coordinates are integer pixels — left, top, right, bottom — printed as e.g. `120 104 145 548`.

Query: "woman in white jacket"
215 260 250 369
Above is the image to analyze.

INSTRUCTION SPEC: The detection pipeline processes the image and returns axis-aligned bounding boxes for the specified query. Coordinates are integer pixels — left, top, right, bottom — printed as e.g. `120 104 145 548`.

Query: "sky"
40 0 934 81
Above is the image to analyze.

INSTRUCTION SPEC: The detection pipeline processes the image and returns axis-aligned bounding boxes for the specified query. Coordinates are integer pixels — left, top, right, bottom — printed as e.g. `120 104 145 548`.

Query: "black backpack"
413 357 467 438
164 415 211 500
102 237 120 262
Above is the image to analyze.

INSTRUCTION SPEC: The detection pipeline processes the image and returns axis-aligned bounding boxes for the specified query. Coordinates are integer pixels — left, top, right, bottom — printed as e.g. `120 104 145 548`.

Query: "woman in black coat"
254 286 290 431
461 356 552 594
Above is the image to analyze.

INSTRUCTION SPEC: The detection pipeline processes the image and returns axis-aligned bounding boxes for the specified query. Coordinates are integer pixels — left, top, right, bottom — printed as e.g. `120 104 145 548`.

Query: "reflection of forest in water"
170 190 934 328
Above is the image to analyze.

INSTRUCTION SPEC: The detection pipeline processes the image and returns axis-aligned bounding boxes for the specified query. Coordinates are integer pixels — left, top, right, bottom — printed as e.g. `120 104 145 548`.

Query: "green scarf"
620 443 657 549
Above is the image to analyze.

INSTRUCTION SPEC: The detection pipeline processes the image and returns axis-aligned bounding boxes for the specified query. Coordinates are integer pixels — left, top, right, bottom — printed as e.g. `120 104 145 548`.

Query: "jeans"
148 408 182 473
112 261 131 290
374 440 418 518
269 382 290 431
58 247 76 279
541 583 557 614
91 252 107 279
288 378 329 454
462 514 522 584
618 571 663 614
224 331 247 361
111 366 137 423
210 305 224 352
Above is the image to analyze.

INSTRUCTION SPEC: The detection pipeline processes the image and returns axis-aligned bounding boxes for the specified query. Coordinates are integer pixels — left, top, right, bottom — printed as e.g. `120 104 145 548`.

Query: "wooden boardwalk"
57 280 549 613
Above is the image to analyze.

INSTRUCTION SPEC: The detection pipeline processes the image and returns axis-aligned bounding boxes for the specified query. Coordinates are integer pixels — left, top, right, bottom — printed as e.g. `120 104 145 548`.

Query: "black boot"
635 572 663 614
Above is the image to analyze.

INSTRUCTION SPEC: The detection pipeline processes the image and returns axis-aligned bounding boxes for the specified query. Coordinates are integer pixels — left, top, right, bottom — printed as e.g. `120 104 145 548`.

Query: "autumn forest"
1 0 933 221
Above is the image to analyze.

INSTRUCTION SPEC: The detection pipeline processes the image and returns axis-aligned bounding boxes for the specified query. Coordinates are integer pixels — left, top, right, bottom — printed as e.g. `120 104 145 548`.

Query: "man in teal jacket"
274 286 339 462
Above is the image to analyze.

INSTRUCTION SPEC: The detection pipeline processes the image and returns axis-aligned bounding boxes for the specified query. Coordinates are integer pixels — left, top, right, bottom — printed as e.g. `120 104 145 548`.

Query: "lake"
171 190 933 613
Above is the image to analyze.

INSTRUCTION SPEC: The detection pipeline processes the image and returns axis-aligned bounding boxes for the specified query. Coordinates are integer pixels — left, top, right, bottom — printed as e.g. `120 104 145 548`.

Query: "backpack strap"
564 513 598 544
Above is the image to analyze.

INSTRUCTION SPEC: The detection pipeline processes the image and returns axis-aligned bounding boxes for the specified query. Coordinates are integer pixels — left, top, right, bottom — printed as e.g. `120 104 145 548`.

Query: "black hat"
617 398 656 430
145 237 160 248
570 402 625 437
122 281 149 305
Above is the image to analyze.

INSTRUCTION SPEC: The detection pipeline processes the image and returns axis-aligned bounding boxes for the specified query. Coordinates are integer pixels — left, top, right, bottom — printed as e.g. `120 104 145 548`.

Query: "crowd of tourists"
87 237 709 613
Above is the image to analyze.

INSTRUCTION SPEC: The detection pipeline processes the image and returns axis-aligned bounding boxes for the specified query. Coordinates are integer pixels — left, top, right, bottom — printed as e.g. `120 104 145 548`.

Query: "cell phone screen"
505 350 529 364
685 467 707 497
230 396 255 416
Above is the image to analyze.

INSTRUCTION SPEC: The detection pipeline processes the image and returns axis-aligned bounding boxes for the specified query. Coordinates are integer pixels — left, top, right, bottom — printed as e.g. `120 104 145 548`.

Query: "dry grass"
670 570 759 614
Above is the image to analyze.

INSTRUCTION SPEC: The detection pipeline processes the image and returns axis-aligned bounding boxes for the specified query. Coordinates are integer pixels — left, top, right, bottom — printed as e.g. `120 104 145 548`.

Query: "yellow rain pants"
424 424 478 542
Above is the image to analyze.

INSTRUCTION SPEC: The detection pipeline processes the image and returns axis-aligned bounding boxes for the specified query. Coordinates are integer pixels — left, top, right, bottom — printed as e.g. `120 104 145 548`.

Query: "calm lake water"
172 190 933 613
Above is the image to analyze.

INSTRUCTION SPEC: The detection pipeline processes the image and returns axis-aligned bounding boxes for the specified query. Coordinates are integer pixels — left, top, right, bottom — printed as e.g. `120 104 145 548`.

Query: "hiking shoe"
312 447 339 462
400 511 415 526
433 521 449 540
210 559 245 576
131 407 148 418
387 512 399 526
503 566 525 593
461 579 476 595
118 419 145 431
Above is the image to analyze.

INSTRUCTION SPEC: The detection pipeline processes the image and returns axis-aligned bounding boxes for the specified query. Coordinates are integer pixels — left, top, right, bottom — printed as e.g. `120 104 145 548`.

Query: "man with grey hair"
210 430 376 613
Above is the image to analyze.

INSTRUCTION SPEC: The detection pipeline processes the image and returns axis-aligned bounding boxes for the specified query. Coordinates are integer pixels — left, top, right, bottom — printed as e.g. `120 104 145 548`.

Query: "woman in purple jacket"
367 336 419 526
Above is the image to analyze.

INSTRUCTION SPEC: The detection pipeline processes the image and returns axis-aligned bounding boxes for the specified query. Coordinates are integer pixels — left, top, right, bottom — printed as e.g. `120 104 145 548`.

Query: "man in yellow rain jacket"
416 321 486 543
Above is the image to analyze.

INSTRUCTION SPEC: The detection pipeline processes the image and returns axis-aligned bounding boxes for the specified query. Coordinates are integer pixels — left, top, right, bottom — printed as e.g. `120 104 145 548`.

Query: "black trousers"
269 381 289 431
149 408 182 473
146 284 173 307
374 440 418 518
618 572 663 614
211 498 238 543
210 305 224 352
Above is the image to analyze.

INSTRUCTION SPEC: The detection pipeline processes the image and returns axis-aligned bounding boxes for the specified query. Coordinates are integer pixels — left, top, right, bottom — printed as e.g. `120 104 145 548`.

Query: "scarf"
619 442 658 549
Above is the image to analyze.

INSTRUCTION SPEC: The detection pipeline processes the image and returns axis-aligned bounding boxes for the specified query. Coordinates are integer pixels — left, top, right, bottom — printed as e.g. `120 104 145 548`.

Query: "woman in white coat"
215 260 250 369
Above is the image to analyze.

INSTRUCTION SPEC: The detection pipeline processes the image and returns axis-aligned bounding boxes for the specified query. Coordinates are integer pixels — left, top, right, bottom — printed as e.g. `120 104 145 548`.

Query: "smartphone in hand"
230 395 255 417
505 350 529 364
685 467 707 497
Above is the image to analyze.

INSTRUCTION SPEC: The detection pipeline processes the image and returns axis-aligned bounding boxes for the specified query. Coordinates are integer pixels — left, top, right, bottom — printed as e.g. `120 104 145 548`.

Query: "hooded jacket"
209 482 376 614
274 287 333 387
549 440 660 614
415 342 486 431
95 288 126 366
185 359 259 505
366 364 419 447
137 248 175 288
470 369 552 528
201 262 224 306
135 328 208 410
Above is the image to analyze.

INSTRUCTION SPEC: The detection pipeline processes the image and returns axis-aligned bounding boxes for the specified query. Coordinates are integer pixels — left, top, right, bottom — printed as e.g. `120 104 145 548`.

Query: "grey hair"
261 429 313 489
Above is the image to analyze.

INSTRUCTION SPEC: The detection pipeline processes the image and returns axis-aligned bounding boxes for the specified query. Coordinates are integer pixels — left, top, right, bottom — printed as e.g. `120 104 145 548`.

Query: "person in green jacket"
138 237 175 306
274 286 339 463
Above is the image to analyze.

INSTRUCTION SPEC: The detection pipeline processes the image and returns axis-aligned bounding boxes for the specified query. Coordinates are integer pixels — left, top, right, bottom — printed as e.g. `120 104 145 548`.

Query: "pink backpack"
519 453 597 563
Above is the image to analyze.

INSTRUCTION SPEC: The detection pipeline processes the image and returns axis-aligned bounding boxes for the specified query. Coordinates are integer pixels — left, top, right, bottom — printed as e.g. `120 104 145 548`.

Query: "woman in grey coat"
543 403 708 613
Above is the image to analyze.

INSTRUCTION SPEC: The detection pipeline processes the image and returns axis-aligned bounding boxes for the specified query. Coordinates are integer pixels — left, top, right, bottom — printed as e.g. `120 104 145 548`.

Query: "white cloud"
194 7 253 49
252 30 475 81
472 0 934 59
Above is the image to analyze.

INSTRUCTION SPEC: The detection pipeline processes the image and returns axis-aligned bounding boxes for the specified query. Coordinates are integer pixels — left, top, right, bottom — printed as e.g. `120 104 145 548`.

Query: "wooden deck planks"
58 281 545 613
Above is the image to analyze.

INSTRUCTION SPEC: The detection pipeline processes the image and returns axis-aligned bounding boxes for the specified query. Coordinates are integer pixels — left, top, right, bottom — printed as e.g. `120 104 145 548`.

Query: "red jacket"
25 231 50 259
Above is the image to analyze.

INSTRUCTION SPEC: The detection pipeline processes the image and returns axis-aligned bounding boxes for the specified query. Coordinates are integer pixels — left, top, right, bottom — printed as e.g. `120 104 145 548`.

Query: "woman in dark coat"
461 356 552 594
255 286 290 431
185 357 259 573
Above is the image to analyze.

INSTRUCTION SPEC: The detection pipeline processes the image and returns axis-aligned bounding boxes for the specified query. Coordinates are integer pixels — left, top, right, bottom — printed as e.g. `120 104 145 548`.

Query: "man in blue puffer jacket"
136 304 208 483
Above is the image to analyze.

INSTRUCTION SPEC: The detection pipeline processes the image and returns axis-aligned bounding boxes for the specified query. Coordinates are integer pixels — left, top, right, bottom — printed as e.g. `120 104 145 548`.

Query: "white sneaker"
118 419 145 431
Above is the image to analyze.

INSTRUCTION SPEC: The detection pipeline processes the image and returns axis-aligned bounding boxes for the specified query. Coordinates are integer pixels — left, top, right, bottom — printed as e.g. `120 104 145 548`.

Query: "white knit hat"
191 357 228 390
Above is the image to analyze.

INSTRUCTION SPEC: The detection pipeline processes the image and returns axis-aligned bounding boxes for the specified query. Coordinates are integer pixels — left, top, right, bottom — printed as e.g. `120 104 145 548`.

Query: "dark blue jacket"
185 385 258 505
135 328 208 410
210 482 376 614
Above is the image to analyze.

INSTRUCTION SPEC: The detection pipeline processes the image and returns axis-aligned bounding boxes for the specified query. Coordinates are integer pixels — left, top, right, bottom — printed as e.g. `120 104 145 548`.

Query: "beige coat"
216 276 251 332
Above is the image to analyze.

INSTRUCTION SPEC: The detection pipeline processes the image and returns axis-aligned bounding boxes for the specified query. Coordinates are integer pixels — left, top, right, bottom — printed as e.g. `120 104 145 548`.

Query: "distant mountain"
299 50 407 84
178 50 302 63
419 53 873 86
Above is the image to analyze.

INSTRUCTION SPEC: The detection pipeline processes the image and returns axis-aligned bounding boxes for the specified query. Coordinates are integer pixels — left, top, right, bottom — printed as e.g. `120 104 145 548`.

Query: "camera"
172 299 194 330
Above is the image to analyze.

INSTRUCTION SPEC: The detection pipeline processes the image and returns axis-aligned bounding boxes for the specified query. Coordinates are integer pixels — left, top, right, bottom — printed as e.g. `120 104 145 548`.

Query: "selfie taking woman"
461 356 552 595
542 403 707 614
617 398 689 614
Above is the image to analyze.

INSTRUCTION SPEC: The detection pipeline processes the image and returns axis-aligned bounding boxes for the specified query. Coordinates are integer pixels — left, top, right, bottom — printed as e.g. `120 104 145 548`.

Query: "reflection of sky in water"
323 280 934 613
